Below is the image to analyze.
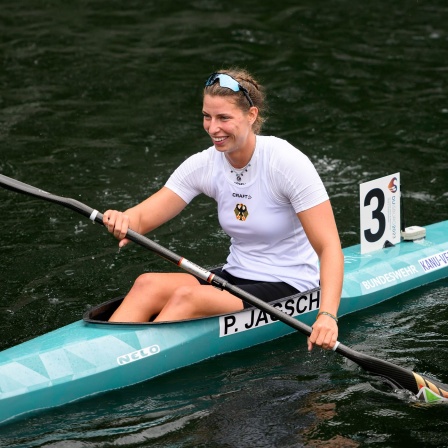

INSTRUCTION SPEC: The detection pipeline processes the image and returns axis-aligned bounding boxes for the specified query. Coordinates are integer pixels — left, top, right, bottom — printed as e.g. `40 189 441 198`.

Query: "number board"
360 173 401 254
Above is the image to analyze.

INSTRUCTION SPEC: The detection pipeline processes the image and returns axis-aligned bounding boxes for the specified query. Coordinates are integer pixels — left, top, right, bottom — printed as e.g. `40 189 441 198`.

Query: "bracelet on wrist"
317 311 338 323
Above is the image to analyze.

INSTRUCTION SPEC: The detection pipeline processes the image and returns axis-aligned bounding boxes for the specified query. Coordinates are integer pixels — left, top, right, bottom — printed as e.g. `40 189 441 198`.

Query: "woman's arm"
103 186 188 246
297 199 344 350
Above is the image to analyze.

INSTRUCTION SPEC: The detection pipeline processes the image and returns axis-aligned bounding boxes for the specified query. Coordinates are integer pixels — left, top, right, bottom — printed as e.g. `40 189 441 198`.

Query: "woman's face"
202 94 257 156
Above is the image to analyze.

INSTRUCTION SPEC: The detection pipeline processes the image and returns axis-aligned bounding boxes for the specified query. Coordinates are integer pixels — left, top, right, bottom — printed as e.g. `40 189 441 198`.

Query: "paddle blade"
416 386 448 403
336 343 448 401
412 373 448 403
0 174 99 222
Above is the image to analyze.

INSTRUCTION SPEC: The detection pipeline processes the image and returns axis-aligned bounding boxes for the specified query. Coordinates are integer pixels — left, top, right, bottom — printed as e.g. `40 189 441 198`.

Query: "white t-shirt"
165 135 329 292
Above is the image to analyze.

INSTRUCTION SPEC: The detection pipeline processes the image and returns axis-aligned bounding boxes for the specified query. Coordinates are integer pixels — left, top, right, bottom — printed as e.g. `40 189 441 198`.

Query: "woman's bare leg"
109 272 245 322
109 273 201 322
154 284 244 322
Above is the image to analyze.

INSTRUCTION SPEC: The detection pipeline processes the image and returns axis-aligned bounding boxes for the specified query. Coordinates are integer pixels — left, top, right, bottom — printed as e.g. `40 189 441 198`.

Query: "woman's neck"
225 134 257 168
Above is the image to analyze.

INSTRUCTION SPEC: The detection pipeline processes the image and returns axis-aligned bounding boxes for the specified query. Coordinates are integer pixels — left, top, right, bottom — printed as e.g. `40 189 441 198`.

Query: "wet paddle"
1 173 447 403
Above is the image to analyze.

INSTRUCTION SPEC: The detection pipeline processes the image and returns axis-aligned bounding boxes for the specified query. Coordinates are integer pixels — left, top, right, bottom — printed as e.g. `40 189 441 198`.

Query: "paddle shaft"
1 174 447 399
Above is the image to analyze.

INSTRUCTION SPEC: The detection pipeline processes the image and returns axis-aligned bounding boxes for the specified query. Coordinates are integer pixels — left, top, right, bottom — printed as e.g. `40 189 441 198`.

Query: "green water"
0 1 447 446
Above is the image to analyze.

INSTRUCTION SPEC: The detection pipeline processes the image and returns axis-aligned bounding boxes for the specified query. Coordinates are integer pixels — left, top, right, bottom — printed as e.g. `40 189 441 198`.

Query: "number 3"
363 188 386 243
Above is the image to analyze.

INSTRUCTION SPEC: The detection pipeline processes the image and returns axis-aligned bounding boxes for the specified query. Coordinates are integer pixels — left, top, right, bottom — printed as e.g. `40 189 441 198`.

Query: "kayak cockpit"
82 295 242 325
83 296 128 324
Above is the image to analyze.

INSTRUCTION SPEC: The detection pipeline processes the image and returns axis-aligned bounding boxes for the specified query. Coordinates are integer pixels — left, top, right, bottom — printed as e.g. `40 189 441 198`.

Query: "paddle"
1 173 447 403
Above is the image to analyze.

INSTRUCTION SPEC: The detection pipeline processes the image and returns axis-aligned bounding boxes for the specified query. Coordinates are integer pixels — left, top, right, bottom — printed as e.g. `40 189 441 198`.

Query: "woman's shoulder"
181 145 218 167
258 135 311 164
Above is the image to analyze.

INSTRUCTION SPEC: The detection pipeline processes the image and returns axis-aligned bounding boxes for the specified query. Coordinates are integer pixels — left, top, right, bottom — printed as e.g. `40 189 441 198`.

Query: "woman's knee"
157 286 204 320
165 286 196 308
132 273 199 292
131 273 162 291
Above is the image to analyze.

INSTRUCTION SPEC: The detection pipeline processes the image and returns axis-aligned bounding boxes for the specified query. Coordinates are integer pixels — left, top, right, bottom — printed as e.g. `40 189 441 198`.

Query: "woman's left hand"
307 313 338 351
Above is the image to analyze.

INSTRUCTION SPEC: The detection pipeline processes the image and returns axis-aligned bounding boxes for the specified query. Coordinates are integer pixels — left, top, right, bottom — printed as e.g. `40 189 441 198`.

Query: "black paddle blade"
336 343 448 402
0 174 98 222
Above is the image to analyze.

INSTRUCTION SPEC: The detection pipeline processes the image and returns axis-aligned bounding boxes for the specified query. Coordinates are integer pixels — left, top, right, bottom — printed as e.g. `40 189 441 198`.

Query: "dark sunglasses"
205 73 254 107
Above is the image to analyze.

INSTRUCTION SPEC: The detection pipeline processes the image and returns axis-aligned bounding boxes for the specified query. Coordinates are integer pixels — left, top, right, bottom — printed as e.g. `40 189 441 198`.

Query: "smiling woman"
102 68 344 352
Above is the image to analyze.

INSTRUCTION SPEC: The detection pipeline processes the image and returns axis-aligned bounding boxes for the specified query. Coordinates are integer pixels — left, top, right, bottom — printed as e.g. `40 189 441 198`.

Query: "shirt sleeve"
268 140 329 213
164 148 215 204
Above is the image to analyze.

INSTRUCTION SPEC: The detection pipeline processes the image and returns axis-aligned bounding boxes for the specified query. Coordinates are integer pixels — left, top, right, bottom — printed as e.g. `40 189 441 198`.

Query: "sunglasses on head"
205 73 254 107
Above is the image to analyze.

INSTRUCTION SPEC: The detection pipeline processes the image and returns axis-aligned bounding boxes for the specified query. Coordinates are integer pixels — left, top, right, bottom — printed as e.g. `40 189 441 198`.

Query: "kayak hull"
0 292 320 424
1 220 447 424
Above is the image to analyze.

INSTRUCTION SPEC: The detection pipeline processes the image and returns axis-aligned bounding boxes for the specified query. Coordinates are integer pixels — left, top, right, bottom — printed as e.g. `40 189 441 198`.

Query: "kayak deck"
341 221 448 314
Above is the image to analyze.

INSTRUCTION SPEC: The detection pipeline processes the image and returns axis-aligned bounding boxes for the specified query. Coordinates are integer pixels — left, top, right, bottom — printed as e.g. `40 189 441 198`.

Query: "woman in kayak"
103 68 344 351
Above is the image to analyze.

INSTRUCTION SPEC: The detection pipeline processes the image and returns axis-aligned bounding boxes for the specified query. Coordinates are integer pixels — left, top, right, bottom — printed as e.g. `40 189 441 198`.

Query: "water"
1 0 447 446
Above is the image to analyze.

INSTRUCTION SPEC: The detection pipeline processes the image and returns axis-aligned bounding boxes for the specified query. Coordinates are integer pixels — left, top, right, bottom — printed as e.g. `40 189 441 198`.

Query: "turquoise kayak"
1 220 447 424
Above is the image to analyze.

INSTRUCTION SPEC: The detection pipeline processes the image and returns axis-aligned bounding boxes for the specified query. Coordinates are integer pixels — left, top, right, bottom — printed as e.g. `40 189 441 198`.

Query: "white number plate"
359 173 401 254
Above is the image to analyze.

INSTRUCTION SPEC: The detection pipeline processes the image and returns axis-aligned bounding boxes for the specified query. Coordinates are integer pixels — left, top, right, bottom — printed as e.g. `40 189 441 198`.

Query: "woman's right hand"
103 210 131 247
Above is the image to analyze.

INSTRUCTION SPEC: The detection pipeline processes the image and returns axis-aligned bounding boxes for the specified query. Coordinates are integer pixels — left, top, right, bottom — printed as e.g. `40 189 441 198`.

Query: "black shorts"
197 267 300 309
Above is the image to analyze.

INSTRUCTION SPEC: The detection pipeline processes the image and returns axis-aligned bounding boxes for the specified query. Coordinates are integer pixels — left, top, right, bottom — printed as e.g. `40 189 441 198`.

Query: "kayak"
1 219 447 425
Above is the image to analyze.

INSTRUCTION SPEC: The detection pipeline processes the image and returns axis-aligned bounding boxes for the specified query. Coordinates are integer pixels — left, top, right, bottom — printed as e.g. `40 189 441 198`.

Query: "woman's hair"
204 68 267 134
